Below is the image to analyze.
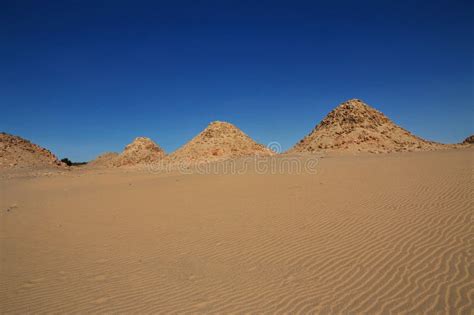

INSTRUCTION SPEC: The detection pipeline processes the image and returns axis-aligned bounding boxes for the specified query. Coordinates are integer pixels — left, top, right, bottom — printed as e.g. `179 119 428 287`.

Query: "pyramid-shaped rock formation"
167 121 274 165
113 137 165 166
0 132 65 169
462 135 474 144
289 99 444 154
88 152 119 167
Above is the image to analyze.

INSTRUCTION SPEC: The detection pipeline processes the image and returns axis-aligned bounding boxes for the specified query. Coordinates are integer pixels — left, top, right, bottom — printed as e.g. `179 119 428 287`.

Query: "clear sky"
1 0 473 161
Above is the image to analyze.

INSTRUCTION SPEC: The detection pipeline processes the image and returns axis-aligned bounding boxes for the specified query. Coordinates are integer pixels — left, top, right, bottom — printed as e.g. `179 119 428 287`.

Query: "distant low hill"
88 152 119 168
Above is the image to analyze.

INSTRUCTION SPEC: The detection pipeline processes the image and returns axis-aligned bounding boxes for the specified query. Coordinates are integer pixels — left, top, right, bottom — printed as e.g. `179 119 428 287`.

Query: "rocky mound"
0 132 65 169
166 121 274 165
462 135 474 144
113 137 165 167
289 99 444 154
88 152 119 167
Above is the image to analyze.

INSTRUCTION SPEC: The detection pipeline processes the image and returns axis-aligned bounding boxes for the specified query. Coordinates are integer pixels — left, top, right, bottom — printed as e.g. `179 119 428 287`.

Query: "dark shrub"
61 158 72 166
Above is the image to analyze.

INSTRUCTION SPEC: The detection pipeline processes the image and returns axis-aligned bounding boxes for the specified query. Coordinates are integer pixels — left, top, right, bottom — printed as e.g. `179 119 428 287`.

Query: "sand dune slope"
0 149 472 313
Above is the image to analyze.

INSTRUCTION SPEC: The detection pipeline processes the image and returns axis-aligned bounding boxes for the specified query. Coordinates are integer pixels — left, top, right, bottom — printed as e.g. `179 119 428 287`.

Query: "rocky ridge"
0 132 65 169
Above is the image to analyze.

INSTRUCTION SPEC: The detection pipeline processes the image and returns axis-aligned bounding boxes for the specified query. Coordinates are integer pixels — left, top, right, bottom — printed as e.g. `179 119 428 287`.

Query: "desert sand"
1 148 472 313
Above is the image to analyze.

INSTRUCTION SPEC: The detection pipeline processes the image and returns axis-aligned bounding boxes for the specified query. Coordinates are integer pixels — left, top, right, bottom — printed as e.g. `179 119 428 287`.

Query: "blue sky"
1 0 472 161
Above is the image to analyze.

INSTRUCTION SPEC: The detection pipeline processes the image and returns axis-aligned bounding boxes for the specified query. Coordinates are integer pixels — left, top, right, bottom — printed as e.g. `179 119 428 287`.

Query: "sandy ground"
1 148 473 313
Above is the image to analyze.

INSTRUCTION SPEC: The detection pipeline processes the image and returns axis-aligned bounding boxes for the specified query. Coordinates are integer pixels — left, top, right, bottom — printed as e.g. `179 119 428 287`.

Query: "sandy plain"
1 148 473 313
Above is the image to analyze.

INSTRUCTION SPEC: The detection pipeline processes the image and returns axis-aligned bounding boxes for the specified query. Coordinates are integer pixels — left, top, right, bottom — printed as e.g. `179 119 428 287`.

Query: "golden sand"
1 148 472 313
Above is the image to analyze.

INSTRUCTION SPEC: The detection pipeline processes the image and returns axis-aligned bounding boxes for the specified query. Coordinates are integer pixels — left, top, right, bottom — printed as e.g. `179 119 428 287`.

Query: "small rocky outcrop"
462 135 474 144
113 137 165 166
0 132 65 169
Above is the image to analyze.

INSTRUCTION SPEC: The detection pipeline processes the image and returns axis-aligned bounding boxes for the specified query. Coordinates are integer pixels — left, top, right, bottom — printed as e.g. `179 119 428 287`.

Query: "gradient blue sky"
1 0 473 161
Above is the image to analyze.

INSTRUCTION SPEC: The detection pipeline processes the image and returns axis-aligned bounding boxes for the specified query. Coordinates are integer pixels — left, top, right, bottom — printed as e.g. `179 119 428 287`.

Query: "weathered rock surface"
166 121 274 165
289 99 445 154
462 135 474 144
113 137 165 166
0 132 65 169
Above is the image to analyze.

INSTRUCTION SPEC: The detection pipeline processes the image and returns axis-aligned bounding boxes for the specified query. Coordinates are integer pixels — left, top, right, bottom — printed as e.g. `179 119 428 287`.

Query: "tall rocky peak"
290 99 444 154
